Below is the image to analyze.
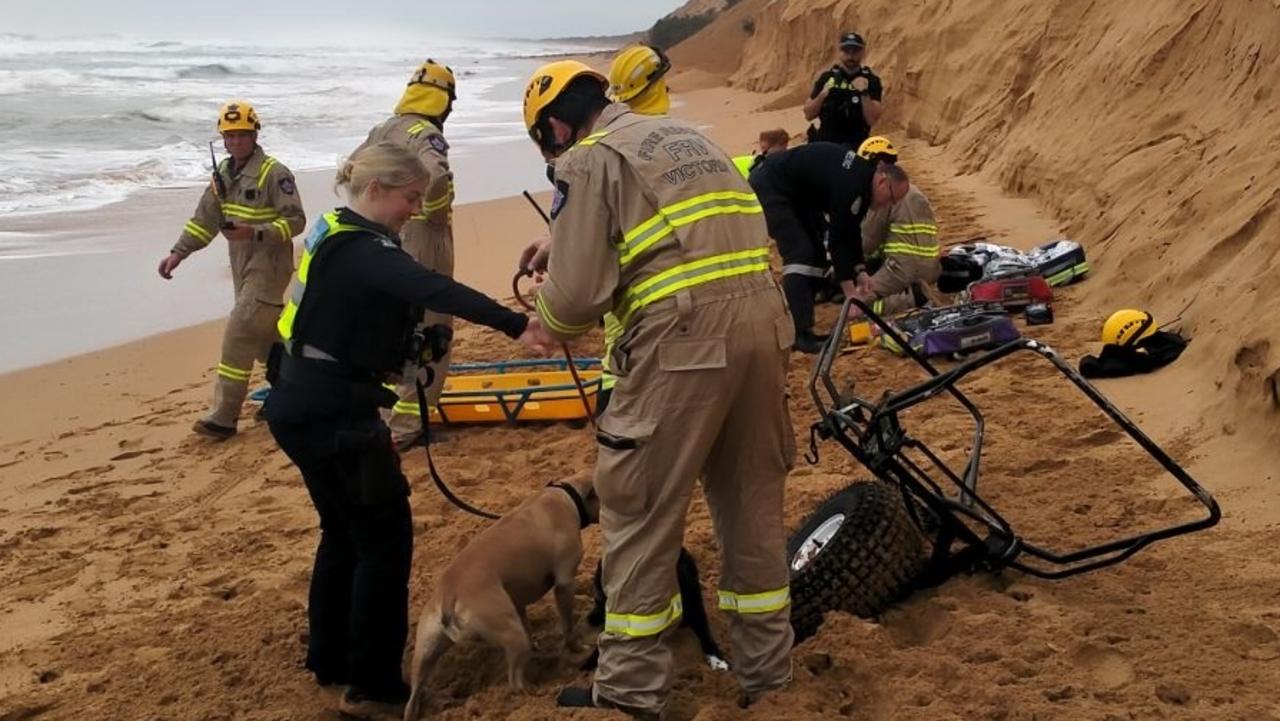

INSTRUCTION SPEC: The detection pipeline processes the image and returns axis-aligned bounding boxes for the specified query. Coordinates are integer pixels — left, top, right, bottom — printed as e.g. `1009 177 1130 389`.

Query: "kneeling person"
856 163 940 316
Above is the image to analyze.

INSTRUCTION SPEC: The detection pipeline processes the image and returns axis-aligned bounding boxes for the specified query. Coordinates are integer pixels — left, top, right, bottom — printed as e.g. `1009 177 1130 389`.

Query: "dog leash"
415 367 500 520
413 190 596 519
517 189 599 431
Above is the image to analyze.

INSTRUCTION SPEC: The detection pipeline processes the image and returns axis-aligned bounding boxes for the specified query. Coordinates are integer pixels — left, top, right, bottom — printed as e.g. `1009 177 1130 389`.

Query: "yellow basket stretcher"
428 358 603 424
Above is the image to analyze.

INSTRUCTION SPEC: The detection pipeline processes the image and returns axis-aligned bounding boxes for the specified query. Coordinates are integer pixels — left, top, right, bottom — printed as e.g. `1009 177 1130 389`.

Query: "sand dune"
684 0 1280 443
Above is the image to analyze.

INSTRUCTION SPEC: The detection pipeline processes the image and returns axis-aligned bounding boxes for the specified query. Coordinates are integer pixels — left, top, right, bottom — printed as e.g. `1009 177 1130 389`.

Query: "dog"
580 547 729 672
403 470 599 720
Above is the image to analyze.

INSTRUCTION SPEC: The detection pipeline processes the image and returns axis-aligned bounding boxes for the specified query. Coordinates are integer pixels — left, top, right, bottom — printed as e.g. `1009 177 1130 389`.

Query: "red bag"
968 272 1052 309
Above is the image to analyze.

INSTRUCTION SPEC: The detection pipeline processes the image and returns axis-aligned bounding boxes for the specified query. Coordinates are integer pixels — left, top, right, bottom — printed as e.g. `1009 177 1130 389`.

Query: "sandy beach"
4 3 1280 719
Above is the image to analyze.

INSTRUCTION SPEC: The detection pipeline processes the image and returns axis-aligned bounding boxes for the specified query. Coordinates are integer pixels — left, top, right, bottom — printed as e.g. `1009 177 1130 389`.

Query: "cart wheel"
788 480 926 643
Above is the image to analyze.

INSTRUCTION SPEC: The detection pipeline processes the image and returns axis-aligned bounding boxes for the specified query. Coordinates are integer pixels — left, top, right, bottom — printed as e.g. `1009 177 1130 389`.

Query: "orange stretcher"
428 358 603 424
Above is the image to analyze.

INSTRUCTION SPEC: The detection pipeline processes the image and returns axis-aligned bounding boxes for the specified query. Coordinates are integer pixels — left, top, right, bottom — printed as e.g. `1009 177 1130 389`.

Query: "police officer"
519 60 795 718
262 141 542 721
802 32 883 147
158 99 305 440
748 136 898 352
353 60 460 448
855 162 941 316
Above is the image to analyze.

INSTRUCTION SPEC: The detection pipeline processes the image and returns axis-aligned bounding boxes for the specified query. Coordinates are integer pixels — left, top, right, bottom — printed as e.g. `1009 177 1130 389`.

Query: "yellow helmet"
857 135 898 161
522 60 608 146
217 100 260 133
1101 309 1156 346
395 59 457 119
608 45 671 103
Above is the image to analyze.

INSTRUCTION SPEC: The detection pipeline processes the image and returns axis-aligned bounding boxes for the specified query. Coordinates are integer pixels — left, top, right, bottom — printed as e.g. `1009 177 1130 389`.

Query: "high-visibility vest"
276 211 375 347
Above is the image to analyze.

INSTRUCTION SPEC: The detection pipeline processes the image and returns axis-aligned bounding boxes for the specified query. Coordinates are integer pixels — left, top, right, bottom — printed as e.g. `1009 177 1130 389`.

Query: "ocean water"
0 33 611 218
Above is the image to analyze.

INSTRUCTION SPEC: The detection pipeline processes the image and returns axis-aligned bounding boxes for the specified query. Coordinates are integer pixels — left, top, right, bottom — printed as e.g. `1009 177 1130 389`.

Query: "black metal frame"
806 298 1220 581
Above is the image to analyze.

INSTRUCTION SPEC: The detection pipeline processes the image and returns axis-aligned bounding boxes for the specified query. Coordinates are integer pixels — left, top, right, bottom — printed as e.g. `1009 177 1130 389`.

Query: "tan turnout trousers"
533 103 796 714
172 146 304 428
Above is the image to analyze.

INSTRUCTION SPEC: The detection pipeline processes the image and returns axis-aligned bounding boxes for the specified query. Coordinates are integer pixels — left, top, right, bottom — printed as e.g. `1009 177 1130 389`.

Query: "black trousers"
268 412 413 701
755 198 827 335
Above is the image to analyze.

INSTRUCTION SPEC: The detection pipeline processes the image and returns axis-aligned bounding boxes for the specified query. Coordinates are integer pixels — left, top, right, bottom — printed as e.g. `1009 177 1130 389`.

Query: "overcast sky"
5 0 689 41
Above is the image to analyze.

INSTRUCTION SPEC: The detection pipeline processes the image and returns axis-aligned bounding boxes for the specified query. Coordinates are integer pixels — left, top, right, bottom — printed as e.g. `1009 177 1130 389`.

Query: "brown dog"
403 470 599 720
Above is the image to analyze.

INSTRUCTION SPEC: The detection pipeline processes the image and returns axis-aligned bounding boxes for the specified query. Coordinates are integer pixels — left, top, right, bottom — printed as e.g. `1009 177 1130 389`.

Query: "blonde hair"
334 141 428 199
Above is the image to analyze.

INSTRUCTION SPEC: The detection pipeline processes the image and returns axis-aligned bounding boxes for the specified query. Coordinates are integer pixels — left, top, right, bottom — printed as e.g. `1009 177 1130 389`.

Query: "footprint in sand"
109 447 163 461
1069 643 1135 689
882 599 954 648
1078 428 1124 447
1227 620 1280 660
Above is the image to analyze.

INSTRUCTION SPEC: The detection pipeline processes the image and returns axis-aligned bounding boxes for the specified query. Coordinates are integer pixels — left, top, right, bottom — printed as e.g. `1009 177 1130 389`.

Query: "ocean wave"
176 63 239 79
0 35 593 217
0 68 85 95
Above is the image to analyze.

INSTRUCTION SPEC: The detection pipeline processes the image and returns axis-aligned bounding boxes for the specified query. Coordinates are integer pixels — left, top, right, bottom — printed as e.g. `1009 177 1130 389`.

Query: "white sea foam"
0 33 613 218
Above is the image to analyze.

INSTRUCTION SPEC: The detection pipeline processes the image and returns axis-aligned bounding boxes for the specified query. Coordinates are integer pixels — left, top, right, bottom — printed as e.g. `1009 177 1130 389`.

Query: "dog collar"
548 481 592 529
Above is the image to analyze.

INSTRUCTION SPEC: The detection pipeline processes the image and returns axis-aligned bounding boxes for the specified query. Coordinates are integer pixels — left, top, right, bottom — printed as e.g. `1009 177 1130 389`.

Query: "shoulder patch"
550 180 569 220
428 134 449 154
279 176 296 196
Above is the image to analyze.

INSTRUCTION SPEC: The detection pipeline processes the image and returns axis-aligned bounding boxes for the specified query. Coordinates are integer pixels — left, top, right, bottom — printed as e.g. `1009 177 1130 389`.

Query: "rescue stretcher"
428 358 603 424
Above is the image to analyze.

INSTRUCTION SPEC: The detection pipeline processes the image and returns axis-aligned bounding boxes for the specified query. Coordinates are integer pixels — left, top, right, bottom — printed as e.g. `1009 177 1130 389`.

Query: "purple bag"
882 303 1021 358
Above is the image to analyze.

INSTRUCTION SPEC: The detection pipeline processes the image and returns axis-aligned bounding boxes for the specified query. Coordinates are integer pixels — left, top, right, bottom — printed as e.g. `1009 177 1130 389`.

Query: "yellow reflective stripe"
221 203 281 220
604 594 683 637
536 293 596 336
617 191 762 267
408 121 429 136
256 157 277 189
718 586 791 614
184 221 213 243
616 247 771 326
576 130 610 148
422 193 451 213
272 218 292 241
408 214 427 221
888 224 938 235
872 298 885 314
216 363 252 381
881 243 941 258
392 400 420 416
278 212 369 341
277 301 298 340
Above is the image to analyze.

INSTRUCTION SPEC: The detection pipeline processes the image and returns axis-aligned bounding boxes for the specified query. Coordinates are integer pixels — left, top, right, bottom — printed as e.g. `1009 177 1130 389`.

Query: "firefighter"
802 32 883 147
747 135 898 352
607 44 672 116
353 59 459 448
157 99 305 440
854 162 941 316
262 141 542 721
519 60 795 718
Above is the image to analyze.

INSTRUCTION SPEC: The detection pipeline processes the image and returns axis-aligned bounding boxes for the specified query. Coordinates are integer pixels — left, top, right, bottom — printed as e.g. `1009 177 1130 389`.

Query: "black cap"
839 32 866 49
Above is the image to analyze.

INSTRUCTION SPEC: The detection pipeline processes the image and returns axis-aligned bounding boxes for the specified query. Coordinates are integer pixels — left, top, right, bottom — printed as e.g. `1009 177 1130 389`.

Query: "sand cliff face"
675 0 1280 438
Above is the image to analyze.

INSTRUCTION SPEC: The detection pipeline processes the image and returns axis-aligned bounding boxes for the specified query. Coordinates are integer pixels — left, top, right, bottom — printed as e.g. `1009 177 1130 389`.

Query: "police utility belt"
270 347 396 412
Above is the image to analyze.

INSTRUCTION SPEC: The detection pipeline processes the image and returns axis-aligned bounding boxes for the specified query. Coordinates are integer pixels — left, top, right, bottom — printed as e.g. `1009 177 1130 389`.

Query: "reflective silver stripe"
782 263 827 278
